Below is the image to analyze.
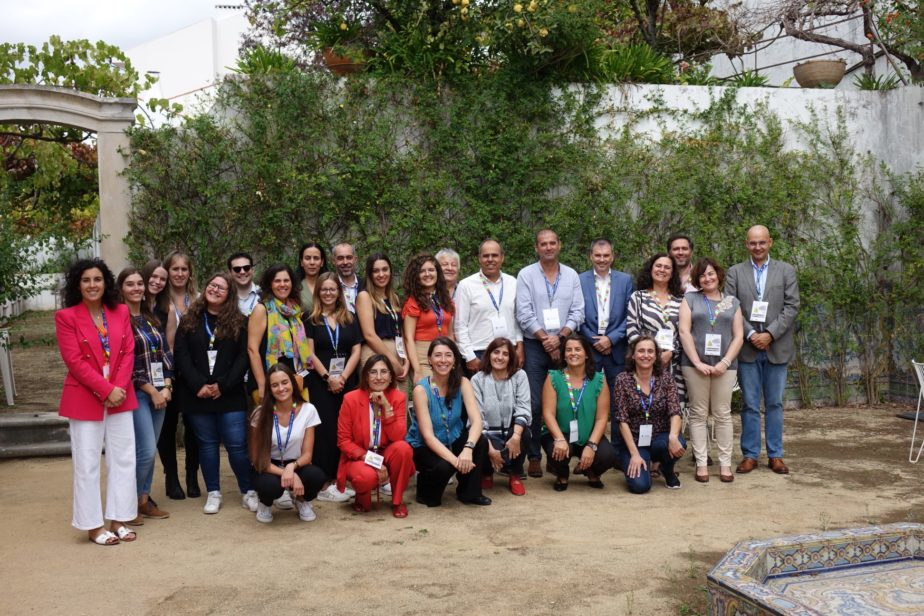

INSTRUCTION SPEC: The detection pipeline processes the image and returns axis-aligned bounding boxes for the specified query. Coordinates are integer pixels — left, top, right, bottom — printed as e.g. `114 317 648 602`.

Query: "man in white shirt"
227 252 260 317
455 239 523 373
333 242 363 312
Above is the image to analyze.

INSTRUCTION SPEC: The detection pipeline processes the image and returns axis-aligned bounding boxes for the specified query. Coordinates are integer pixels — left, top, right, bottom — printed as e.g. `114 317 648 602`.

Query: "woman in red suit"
336 354 415 518
56 259 139 545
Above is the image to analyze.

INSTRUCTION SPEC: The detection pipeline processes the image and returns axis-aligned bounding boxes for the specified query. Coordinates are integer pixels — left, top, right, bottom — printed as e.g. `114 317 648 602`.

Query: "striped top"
626 289 686 403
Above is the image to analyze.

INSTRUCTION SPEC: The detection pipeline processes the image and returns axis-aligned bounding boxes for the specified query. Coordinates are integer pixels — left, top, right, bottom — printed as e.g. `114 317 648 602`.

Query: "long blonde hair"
308 272 353 326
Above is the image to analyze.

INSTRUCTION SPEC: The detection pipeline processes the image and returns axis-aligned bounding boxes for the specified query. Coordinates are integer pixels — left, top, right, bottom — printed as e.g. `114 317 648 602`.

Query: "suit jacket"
336 388 408 491
173 317 248 414
578 269 634 366
56 303 137 420
725 258 800 364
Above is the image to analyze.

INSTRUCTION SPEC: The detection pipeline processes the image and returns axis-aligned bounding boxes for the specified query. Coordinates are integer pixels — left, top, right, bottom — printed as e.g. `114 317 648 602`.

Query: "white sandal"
112 525 137 542
89 530 119 546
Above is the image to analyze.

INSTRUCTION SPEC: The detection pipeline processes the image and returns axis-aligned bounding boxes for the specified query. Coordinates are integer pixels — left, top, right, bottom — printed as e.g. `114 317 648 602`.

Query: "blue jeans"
738 352 788 459
132 391 166 496
185 411 252 493
523 338 556 460
615 432 687 494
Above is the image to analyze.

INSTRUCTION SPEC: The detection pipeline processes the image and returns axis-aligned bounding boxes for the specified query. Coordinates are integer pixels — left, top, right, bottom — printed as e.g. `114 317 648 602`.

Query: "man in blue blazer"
579 239 634 410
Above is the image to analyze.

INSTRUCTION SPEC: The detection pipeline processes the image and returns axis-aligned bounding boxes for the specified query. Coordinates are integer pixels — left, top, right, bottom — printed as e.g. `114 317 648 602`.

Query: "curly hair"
179 273 244 339
250 362 308 471
403 253 453 315
636 253 683 298
62 258 119 309
259 263 300 304
559 334 597 381
624 334 664 377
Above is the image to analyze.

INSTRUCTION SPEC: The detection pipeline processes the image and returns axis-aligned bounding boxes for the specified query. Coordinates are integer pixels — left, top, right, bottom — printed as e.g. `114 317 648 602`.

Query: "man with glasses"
228 252 260 316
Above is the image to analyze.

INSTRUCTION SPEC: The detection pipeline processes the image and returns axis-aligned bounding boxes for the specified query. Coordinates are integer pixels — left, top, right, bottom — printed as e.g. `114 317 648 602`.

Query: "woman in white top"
248 363 327 523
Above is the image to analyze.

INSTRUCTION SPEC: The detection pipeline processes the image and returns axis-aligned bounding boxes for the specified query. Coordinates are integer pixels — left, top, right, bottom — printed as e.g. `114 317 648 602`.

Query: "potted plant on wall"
793 58 847 88
313 16 368 76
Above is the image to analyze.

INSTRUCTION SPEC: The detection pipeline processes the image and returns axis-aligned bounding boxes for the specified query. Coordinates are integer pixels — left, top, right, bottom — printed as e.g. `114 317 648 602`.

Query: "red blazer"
56 303 137 420
336 388 407 491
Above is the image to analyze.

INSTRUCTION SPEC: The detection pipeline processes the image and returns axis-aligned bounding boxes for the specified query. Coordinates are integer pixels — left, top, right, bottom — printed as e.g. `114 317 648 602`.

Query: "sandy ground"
1 405 922 616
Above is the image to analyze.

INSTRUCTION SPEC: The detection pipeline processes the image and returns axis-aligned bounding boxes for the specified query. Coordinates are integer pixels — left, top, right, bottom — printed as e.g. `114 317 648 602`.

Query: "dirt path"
1 405 921 615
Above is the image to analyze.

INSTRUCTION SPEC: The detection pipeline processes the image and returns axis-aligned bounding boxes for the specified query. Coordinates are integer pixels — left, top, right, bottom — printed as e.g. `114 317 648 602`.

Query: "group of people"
56 225 800 545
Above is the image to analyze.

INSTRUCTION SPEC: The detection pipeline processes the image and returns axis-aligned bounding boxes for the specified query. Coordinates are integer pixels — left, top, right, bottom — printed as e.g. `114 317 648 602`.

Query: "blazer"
578 269 634 366
56 303 137 420
336 388 408 491
173 316 248 414
725 258 800 364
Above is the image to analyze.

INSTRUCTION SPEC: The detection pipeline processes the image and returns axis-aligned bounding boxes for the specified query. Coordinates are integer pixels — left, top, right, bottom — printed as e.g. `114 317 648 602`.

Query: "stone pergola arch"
0 84 136 270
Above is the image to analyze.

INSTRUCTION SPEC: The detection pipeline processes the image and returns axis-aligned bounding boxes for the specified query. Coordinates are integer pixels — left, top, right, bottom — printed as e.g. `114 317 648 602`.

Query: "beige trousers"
681 366 737 468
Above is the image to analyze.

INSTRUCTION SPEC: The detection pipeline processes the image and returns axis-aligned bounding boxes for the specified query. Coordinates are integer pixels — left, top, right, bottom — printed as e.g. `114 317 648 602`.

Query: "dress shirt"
594 270 611 335
515 262 584 339
237 283 260 316
454 271 521 362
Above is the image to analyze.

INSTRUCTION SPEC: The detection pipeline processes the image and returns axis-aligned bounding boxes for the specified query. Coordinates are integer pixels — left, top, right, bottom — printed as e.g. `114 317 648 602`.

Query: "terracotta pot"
793 59 847 88
322 48 365 76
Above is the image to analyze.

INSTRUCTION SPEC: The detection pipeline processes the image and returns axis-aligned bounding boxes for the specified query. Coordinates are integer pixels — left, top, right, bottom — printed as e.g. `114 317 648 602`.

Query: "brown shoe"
140 498 170 519
527 459 543 478
719 473 734 483
736 457 758 474
768 458 790 475
125 514 144 527
694 470 709 483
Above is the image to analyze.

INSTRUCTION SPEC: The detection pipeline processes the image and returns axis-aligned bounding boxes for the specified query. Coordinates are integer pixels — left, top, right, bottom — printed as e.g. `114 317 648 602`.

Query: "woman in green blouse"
541 334 618 491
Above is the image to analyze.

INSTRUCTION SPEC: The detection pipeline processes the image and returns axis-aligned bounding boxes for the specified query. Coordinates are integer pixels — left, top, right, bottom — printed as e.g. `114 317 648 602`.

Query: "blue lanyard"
273 410 295 464
704 294 722 329
323 318 340 354
565 375 588 420
431 294 444 334
636 377 654 421
480 272 504 314
203 314 216 349
544 269 561 304
370 401 382 450
137 317 161 353
430 379 451 443
172 294 189 323
752 258 769 300
94 309 110 363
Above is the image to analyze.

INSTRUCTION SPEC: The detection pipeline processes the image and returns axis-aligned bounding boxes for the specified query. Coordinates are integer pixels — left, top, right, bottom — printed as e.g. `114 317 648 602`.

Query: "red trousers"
342 441 415 506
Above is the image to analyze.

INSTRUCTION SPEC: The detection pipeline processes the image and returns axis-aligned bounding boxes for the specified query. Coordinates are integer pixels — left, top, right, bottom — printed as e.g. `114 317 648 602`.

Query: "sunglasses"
231 265 252 273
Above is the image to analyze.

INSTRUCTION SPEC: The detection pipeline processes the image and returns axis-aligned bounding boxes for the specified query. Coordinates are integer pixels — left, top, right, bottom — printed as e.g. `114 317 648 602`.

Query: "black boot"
186 471 201 498
165 473 185 500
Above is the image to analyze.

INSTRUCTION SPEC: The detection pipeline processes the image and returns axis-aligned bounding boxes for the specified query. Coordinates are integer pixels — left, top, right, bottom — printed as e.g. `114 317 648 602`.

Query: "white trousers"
69 412 137 530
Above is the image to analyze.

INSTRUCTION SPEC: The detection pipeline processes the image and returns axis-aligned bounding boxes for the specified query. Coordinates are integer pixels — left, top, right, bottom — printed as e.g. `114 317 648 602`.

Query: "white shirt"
339 276 360 313
237 282 260 316
271 402 321 460
594 270 611 335
454 271 522 362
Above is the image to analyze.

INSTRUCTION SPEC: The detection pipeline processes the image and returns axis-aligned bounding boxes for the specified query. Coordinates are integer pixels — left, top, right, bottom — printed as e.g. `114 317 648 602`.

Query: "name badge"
207 350 218 375
395 335 407 359
151 361 166 387
364 450 384 469
329 356 346 378
569 419 579 444
490 316 508 337
655 328 674 350
751 300 769 323
543 308 561 332
297 369 310 379
704 334 722 357
638 424 653 447
102 363 110 380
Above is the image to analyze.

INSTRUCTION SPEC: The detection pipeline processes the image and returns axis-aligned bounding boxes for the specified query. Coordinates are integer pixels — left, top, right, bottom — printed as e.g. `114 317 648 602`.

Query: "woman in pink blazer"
56 259 138 545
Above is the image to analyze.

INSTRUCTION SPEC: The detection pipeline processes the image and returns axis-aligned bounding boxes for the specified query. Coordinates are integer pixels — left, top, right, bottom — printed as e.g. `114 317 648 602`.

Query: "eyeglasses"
231 265 252 273
207 283 229 293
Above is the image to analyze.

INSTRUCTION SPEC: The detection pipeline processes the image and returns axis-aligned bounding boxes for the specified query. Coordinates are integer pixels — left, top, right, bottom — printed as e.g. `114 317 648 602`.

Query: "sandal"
553 477 569 492
586 472 604 489
392 504 408 518
111 524 137 542
89 529 119 546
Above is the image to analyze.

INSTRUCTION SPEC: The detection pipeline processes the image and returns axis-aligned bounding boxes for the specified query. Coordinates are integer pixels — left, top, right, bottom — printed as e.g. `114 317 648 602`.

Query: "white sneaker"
343 485 356 498
380 482 393 496
242 490 259 512
317 485 350 503
256 502 273 523
203 491 222 514
296 499 316 522
447 476 456 486
274 490 294 510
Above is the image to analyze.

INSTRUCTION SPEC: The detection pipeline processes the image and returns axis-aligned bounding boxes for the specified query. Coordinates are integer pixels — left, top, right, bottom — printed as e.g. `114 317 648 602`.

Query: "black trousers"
157 398 200 482
413 434 488 506
482 427 532 477
540 433 618 480
250 464 326 506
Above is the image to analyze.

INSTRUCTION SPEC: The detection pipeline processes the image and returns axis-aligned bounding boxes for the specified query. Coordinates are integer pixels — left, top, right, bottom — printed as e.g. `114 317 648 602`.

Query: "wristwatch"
464 441 475 450
586 441 598 452
322 373 329 381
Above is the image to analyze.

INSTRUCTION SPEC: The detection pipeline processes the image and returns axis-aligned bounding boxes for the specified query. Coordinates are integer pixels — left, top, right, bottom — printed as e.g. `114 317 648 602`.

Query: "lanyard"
282 311 304 371
384 298 401 334
595 274 610 331
430 379 452 442
704 293 723 328
565 375 588 420
635 376 654 422
650 290 673 326
479 272 504 314
172 294 189 324
324 317 340 354
94 309 111 364
369 401 383 450
273 409 296 463
203 314 216 349
137 317 161 354
431 294 444 334
544 269 561 305
752 258 769 300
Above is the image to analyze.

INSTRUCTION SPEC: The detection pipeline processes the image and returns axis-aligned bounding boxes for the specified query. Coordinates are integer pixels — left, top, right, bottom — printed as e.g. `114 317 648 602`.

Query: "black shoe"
458 495 492 506
664 471 681 490
186 479 201 499
165 475 186 500
415 496 441 508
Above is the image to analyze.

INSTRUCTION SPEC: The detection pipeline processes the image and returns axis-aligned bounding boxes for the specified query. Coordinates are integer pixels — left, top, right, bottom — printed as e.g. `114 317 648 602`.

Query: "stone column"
96 129 132 272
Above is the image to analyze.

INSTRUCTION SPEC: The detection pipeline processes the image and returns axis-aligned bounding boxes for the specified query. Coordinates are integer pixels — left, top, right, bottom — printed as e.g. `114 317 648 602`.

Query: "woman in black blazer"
174 273 256 515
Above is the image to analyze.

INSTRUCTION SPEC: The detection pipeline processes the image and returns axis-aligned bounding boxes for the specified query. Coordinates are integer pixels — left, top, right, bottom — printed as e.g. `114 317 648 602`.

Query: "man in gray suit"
725 225 800 475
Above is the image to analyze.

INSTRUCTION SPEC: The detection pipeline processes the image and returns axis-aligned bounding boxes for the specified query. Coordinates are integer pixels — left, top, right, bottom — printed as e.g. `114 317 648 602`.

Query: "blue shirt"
515 262 584 339
406 377 465 448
